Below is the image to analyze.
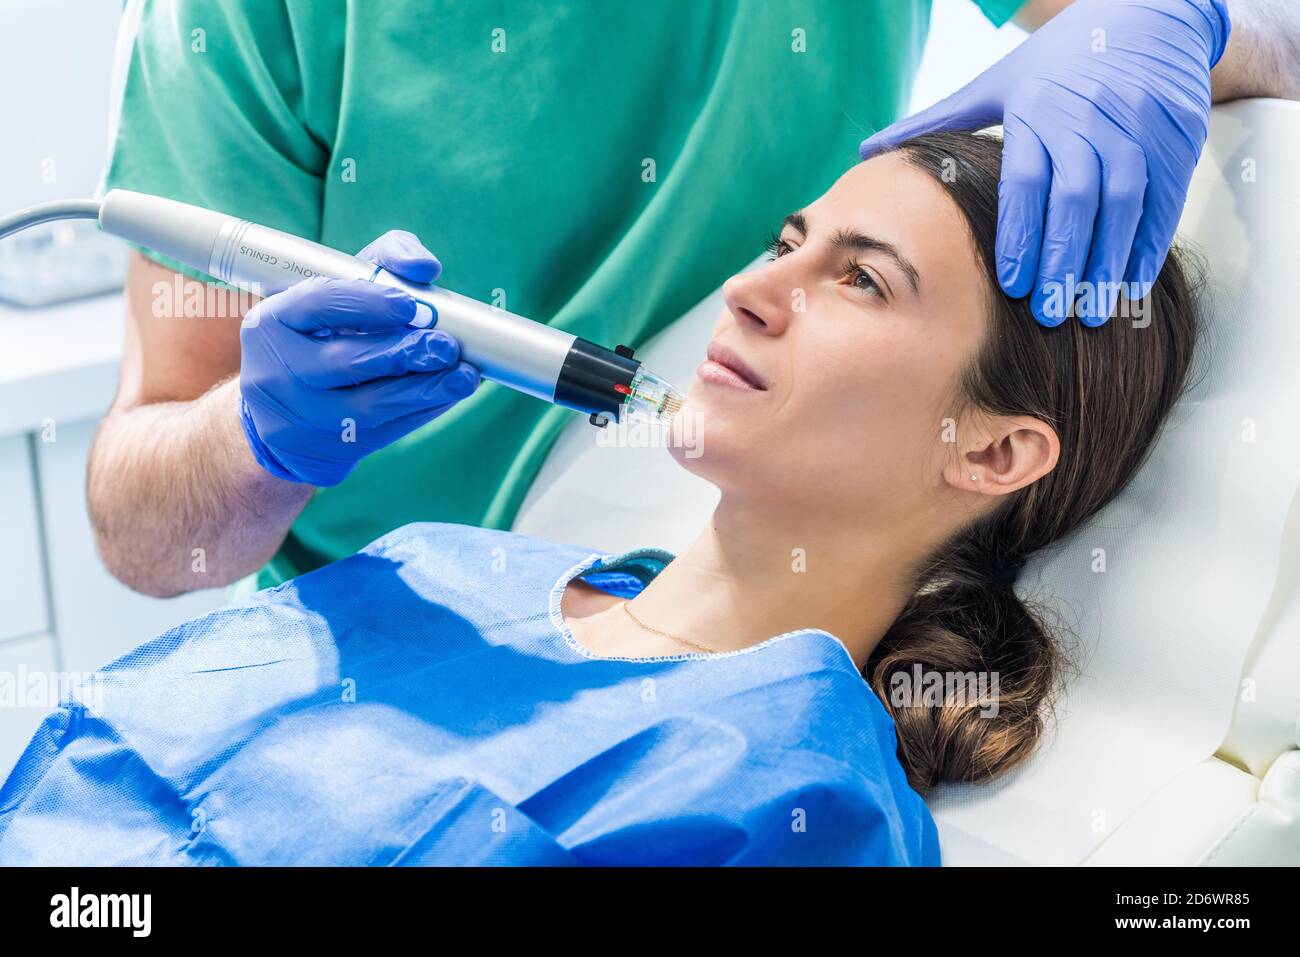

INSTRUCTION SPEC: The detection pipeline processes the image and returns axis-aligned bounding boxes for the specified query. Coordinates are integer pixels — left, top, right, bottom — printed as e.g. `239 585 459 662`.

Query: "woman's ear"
943 416 1060 497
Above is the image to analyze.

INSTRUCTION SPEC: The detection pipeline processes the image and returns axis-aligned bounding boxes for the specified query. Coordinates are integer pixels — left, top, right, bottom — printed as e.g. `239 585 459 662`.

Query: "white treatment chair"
513 99 1300 866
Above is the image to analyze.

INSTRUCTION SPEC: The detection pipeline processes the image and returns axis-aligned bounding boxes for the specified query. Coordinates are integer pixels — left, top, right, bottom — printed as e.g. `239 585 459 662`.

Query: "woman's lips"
698 360 761 392
699 341 768 392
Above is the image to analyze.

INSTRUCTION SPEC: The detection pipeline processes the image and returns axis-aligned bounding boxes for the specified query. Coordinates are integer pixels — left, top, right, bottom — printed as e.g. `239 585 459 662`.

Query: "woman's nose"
721 267 793 336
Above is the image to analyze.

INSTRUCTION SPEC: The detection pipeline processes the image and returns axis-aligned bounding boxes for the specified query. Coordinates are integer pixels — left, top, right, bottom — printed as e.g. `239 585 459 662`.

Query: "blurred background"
0 0 1026 769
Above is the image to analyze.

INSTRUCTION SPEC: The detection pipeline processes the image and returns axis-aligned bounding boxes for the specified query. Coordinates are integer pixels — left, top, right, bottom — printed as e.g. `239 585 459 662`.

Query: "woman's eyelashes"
841 261 885 299
763 231 791 259
763 231 887 301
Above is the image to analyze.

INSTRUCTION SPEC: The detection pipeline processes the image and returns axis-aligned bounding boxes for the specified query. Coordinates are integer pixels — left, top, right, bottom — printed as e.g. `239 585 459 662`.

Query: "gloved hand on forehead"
238 230 480 487
859 0 1231 326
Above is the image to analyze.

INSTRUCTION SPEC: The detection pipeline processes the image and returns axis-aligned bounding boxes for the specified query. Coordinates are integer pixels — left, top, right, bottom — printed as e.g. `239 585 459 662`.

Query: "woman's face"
671 152 994 523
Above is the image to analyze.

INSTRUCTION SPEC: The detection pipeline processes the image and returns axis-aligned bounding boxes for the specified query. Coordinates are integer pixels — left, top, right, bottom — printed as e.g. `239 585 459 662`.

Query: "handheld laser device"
0 192 685 426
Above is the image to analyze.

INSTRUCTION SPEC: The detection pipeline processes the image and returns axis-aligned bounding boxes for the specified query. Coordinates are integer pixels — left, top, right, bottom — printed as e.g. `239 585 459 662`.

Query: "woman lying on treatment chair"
0 132 1199 866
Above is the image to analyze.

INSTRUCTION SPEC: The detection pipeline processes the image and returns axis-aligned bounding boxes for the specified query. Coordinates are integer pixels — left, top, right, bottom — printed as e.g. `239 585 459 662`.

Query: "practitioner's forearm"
1213 0 1300 101
87 377 313 598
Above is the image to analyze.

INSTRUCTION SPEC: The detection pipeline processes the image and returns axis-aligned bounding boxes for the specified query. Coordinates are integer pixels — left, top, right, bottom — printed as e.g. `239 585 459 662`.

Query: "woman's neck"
568 495 930 667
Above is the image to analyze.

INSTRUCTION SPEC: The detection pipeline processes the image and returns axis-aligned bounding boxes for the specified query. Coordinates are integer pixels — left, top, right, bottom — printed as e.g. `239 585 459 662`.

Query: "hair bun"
988 554 1026 587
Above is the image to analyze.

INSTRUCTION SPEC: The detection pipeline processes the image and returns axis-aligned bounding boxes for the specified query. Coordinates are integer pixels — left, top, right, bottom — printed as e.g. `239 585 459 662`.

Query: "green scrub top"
103 0 1023 591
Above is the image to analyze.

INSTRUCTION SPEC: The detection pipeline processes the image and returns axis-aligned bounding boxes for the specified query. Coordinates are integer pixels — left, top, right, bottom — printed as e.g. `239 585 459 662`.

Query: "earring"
971 474 978 481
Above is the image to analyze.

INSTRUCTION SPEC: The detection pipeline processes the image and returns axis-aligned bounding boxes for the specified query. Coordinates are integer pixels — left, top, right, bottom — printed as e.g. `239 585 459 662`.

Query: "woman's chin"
665 390 745 480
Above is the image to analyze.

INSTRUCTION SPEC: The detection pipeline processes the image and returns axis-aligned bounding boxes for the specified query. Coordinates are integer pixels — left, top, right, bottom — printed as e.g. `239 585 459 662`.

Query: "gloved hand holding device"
860 0 1231 326
238 230 481 487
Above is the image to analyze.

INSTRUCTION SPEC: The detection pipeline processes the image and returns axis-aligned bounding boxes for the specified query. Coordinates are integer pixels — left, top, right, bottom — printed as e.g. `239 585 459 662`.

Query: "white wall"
910 0 1027 113
0 0 121 211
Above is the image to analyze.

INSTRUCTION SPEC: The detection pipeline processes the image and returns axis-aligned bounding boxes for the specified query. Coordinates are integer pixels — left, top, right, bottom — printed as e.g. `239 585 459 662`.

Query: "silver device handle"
99 189 575 402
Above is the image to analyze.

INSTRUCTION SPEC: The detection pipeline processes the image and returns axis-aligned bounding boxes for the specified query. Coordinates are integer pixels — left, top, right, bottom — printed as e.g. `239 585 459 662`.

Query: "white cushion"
513 99 1300 866
1083 752 1300 866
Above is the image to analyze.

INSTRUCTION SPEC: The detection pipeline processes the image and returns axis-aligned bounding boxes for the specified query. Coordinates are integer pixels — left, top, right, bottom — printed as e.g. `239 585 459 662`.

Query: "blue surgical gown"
0 523 940 866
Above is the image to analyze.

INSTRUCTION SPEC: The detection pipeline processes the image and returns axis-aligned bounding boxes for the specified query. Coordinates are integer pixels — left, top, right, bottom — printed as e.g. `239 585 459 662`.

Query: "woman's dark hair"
865 131 1203 794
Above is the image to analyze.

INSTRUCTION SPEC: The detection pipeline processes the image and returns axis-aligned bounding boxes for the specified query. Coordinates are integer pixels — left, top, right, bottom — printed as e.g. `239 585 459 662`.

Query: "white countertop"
0 291 124 436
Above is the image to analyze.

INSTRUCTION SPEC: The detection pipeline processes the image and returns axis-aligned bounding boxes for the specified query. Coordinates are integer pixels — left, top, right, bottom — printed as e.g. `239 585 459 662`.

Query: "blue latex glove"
238 230 480 486
860 0 1231 326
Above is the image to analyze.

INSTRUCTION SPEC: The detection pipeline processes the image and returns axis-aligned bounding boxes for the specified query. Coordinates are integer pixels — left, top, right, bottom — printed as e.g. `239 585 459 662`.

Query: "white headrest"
514 99 1300 864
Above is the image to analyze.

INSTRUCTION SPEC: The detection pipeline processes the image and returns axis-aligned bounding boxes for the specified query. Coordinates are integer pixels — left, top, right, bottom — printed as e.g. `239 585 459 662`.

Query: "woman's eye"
845 263 884 298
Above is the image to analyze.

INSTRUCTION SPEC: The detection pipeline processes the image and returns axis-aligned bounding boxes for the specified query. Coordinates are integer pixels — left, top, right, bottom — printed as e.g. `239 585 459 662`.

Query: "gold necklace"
621 600 719 654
